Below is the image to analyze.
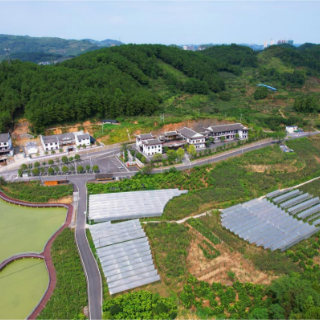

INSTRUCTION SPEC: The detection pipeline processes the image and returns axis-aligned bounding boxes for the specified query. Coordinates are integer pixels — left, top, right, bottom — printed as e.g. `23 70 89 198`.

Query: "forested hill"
200 44 258 71
0 34 122 61
0 44 236 132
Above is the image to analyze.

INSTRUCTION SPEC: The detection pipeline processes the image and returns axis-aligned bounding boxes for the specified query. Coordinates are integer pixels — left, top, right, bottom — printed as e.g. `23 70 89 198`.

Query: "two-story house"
0 133 13 156
178 127 206 149
141 138 163 156
204 123 249 141
135 133 155 151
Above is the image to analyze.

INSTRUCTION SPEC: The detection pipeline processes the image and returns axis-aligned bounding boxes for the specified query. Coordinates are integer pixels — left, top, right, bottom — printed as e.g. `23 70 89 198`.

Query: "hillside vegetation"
0 34 99 60
1 43 320 134
0 44 234 132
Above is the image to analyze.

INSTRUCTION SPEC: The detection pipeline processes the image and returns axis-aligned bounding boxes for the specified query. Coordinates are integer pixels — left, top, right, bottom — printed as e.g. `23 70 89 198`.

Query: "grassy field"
38 229 87 319
0 198 66 262
0 259 49 319
0 180 73 203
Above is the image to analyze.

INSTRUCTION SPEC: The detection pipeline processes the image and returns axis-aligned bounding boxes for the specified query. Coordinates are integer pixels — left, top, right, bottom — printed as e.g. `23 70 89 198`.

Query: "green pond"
0 198 67 263
0 258 49 319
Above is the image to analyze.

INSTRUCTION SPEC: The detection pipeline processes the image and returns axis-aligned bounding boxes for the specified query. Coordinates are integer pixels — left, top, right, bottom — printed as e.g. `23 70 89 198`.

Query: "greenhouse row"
88 189 188 222
88 220 160 295
221 198 319 251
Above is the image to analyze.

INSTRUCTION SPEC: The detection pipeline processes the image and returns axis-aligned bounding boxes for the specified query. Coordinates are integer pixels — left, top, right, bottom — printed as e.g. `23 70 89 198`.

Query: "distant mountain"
82 38 123 47
0 34 122 62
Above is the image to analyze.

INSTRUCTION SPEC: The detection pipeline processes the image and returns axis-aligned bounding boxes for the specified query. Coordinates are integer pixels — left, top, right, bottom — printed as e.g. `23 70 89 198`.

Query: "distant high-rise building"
183 45 195 51
263 40 268 49
270 39 275 46
288 39 294 45
277 39 287 44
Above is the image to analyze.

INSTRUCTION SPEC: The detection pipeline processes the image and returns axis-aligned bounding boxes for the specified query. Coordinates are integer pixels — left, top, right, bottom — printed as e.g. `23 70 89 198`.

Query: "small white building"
25 141 38 155
0 133 13 157
178 127 206 149
286 126 298 134
142 138 163 156
75 132 91 147
204 123 249 141
40 135 59 151
135 133 155 150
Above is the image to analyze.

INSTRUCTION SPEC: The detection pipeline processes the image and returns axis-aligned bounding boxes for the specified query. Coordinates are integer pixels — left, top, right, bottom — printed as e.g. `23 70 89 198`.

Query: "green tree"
74 154 80 161
77 165 84 173
153 153 162 162
48 167 54 175
62 156 68 164
40 167 45 174
269 304 285 319
248 308 269 319
220 136 226 143
187 144 197 158
69 156 74 162
92 165 99 173
54 166 59 173
32 168 39 176
86 165 91 172
48 159 54 165
254 86 268 100
34 162 40 168
167 150 177 163
62 166 69 174
21 164 27 171
176 148 185 161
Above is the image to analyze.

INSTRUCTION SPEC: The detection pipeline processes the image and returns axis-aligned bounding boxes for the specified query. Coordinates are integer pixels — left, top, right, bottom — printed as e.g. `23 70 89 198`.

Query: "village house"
159 131 185 150
141 138 163 156
0 133 14 158
178 127 206 149
25 141 38 155
40 131 91 152
135 133 155 150
204 123 249 141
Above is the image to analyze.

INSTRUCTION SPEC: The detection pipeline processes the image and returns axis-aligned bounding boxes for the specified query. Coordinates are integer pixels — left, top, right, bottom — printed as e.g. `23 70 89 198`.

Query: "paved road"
72 176 102 320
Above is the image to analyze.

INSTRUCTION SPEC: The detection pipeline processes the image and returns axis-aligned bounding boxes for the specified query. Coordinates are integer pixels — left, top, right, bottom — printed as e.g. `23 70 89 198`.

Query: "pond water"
0 198 66 263
0 258 49 319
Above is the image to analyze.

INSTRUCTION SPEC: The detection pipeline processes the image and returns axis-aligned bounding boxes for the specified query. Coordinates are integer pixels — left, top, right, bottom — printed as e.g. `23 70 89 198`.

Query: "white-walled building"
178 127 206 149
25 142 38 155
204 123 249 141
135 133 155 150
0 133 13 157
40 131 91 152
75 132 91 147
141 138 163 156
285 126 298 134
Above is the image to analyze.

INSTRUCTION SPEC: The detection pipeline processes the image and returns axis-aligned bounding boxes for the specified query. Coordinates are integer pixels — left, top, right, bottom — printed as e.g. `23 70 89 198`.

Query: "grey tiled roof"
42 136 59 144
178 127 204 139
136 133 154 140
143 138 162 146
77 134 90 140
0 133 10 143
205 123 248 133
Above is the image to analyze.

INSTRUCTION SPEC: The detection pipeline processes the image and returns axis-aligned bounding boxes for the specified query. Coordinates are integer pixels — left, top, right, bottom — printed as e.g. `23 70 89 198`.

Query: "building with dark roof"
204 123 249 141
40 131 92 152
141 138 163 156
135 133 155 150
0 133 13 157
178 127 206 149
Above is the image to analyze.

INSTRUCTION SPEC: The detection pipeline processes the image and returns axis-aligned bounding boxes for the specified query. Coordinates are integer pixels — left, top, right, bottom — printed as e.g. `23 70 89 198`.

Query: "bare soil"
186 228 277 286
245 162 300 173
47 195 73 204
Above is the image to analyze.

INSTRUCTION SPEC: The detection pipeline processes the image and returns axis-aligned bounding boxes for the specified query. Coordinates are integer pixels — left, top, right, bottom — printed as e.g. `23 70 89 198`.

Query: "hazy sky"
0 1 319 45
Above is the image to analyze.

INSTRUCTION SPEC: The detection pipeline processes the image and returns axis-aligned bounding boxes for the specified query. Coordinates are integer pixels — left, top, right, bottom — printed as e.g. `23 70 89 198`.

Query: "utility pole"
4 48 11 65
160 114 164 123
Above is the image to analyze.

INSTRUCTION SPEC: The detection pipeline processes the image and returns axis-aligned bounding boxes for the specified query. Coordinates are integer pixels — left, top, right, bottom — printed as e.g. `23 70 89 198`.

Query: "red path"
0 192 73 319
